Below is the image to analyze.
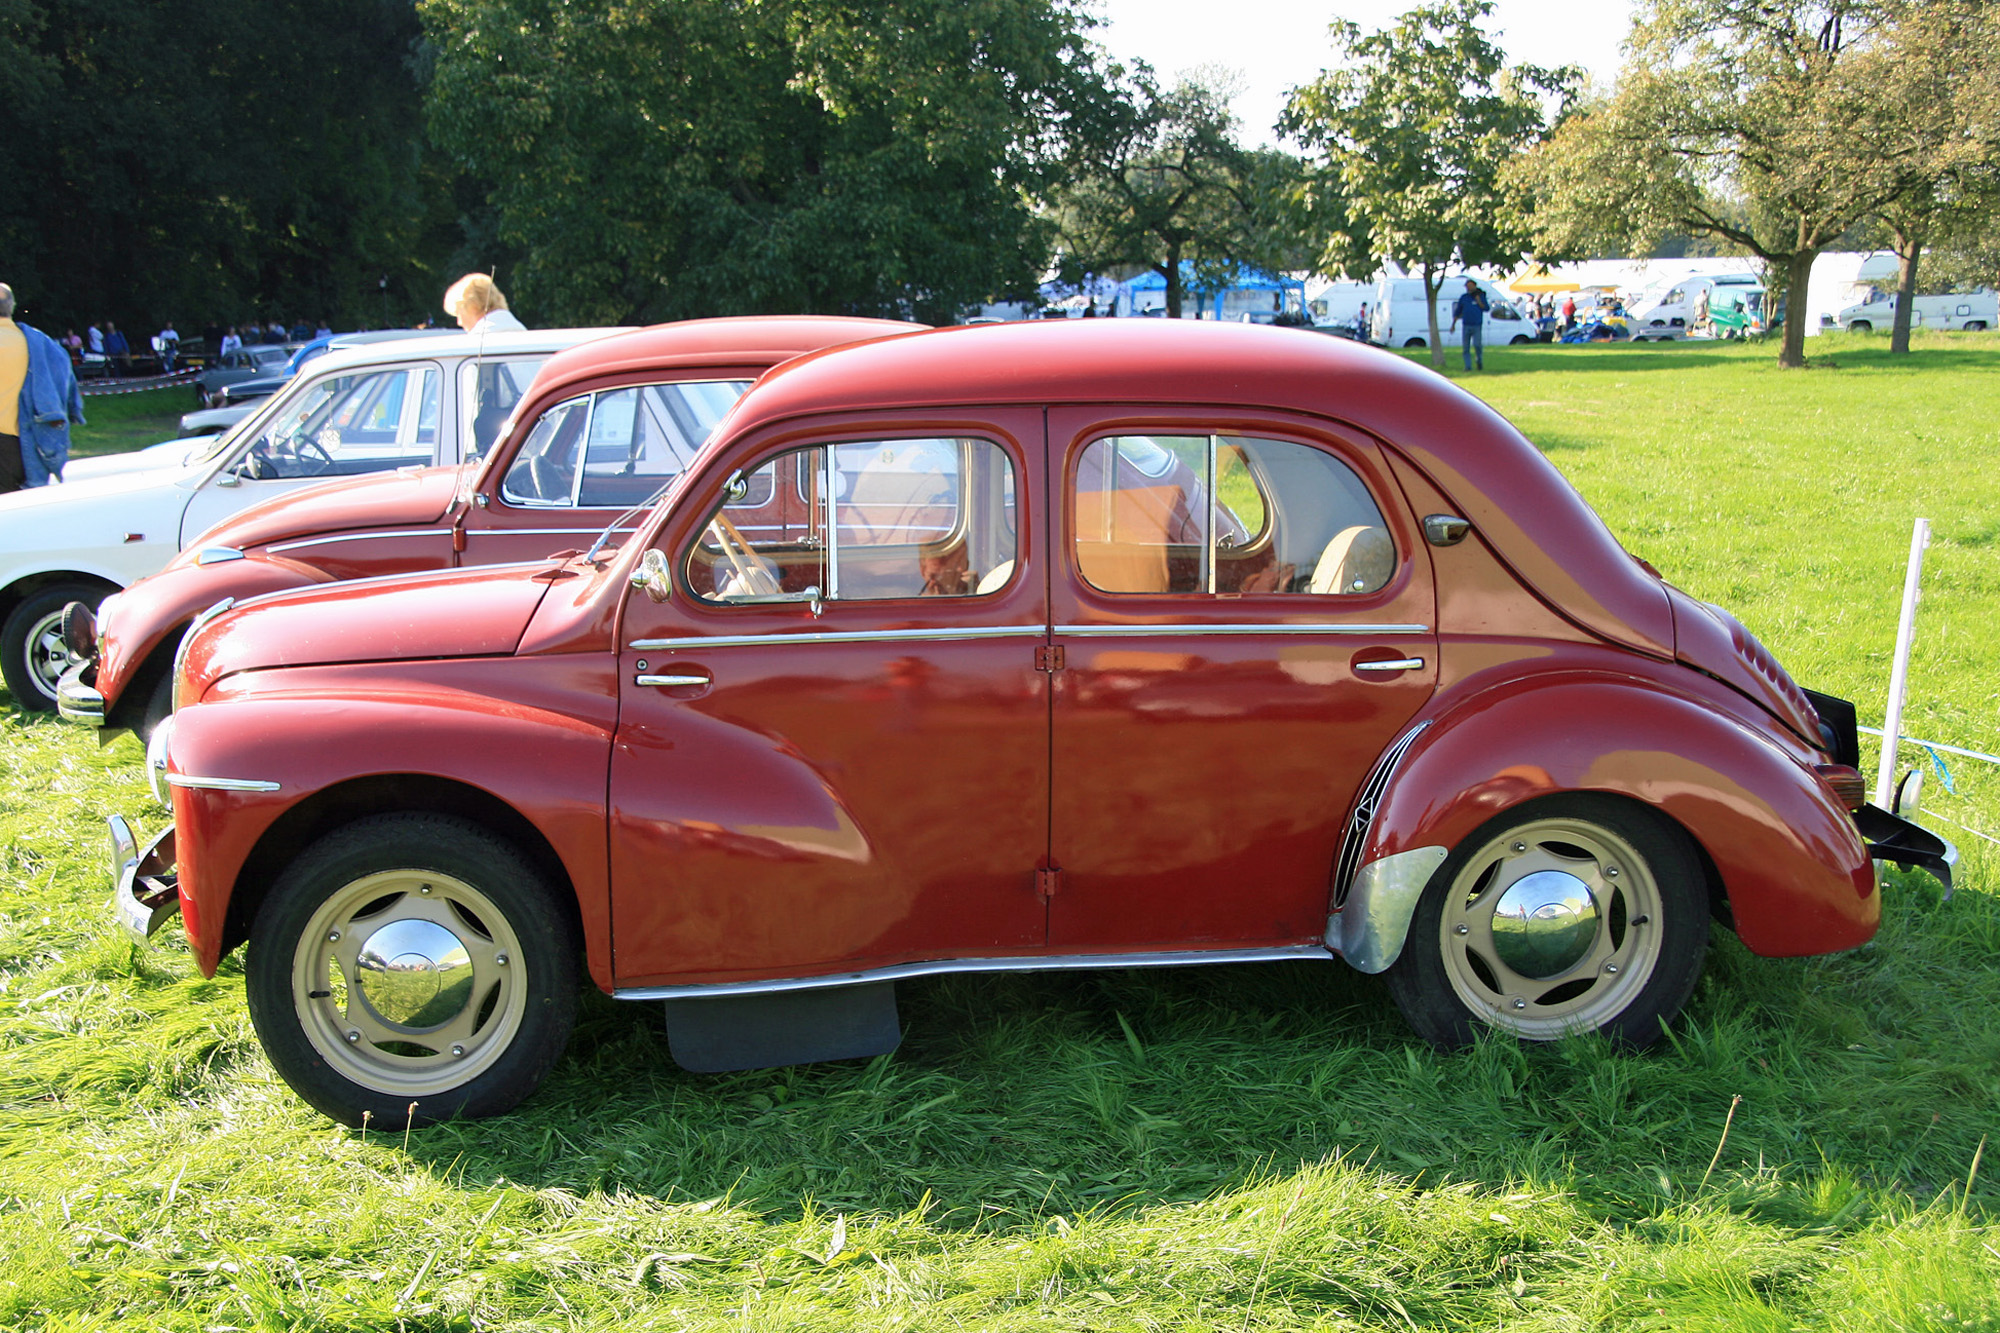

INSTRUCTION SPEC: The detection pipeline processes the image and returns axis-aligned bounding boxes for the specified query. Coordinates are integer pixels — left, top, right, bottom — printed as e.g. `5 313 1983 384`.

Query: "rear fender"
165 675 614 988
1339 675 1874 968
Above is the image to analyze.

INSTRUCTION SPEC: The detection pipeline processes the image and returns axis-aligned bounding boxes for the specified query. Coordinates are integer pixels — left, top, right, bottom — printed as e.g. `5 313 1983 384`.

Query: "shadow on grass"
393 877 2000 1232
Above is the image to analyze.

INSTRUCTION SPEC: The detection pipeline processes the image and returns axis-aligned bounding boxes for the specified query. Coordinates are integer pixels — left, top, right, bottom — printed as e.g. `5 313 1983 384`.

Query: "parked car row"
4 317 1954 1129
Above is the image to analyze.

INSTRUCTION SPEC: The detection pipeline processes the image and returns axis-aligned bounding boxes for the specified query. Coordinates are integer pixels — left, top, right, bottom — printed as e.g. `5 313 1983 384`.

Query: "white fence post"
1875 517 1930 809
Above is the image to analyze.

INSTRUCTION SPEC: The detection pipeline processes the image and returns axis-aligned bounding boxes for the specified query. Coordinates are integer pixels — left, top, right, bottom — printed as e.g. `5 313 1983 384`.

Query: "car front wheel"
2 582 105 711
246 814 580 1127
1385 796 1707 1048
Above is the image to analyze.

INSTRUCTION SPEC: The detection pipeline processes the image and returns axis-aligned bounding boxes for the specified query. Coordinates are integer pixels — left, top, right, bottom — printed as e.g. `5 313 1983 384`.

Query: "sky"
1086 0 1641 147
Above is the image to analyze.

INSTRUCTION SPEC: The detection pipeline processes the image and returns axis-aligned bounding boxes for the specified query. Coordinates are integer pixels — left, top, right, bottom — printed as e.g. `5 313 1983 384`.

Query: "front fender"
165 663 615 987
1347 675 1874 962
97 554 334 718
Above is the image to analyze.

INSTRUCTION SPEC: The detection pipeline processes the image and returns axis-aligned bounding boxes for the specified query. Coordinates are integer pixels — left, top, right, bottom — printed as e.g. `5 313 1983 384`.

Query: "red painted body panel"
176 465 462 557
1353 672 1876 956
185 565 551 694
173 653 620 988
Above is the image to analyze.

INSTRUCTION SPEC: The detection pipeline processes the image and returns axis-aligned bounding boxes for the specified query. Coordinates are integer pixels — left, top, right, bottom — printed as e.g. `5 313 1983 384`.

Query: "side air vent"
1332 720 1432 907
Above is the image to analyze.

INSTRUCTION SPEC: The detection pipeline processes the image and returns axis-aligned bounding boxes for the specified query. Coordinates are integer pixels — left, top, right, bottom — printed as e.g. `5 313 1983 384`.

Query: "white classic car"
0 329 623 711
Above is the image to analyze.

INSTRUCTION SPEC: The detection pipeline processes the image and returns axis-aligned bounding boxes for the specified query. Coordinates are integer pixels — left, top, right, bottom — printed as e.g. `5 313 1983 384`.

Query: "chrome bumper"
109 814 180 943
1858 803 1959 897
57 662 105 726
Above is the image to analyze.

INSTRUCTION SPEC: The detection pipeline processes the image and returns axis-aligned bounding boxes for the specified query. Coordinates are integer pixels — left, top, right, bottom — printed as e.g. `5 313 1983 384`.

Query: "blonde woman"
443 273 526 334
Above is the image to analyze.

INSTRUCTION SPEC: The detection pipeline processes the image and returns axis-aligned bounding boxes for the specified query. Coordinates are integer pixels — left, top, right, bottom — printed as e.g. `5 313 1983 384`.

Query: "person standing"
1354 301 1369 340
443 273 526 333
154 320 180 373
104 321 130 373
0 283 88 492
219 326 242 358
1560 294 1577 336
1447 278 1489 371
86 323 104 356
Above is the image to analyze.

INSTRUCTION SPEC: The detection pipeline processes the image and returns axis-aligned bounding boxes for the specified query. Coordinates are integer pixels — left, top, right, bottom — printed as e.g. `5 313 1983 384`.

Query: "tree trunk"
1163 246 1184 318
1777 249 1817 368
1890 225 1923 355
1423 263 1446 371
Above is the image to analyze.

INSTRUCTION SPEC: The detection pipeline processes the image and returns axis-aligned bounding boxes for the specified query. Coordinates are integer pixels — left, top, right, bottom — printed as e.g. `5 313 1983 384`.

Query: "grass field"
3 334 1996 1330
68 385 196 458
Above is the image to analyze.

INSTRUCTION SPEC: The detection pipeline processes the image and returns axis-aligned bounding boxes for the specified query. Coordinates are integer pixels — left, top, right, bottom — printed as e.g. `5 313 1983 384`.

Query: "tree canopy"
419 0 1128 326
1282 0 1573 369
0 0 460 336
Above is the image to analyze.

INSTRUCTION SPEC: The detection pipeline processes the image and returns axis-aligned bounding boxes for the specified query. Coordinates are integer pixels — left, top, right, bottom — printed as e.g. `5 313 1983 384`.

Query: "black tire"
1848 320 1871 333
1965 321 1987 332
138 667 175 743
2 582 105 711
1384 794 1708 1049
246 813 580 1127
1403 337 1427 348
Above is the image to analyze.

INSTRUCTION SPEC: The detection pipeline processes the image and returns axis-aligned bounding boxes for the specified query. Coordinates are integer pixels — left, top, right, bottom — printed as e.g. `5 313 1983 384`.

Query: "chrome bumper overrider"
57 662 105 726
109 814 180 943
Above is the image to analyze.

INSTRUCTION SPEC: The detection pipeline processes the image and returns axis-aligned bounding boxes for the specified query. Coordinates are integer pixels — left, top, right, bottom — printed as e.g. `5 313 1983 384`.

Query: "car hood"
185 561 555 693
1666 584 1823 747
0 459 203 519
63 438 215 481
174 465 466 561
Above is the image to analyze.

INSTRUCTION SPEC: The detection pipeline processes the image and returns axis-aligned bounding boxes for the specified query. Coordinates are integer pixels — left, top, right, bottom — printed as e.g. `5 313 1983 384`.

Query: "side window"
246 366 438 479
685 438 1017 603
1073 435 1393 597
459 356 550 462
501 380 752 508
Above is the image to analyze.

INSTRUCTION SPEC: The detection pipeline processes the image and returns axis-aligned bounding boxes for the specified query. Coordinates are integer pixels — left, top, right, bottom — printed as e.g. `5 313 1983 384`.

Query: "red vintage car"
58 316 924 738
107 319 1952 1127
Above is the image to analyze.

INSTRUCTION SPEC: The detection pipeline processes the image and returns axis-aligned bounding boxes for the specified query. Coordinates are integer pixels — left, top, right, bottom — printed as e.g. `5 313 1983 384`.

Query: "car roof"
729 319 1674 658
523 316 928 403
299 327 632 378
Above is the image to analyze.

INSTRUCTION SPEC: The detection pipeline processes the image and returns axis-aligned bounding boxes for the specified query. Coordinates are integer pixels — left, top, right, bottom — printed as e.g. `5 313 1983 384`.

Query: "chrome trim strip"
636 673 710 688
1055 622 1430 638
1355 657 1426 672
629 624 1045 651
194 546 245 566
1328 845 1450 974
268 528 451 554
164 774 282 793
1333 719 1432 905
614 944 1335 1001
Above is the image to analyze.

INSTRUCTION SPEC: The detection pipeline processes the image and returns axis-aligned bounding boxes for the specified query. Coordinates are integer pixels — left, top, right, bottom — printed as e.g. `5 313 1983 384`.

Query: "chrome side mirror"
631 548 672 602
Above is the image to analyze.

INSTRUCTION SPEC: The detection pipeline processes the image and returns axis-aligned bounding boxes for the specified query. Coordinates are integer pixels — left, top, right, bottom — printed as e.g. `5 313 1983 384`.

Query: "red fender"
1356 674 1876 958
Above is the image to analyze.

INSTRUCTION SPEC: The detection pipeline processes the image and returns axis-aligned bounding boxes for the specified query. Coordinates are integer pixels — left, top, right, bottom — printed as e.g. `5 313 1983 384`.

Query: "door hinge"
1035 644 1066 672
1036 867 1064 900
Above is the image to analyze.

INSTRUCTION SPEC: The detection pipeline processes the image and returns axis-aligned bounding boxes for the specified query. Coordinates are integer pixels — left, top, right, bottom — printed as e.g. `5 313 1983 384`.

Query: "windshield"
218 365 443 480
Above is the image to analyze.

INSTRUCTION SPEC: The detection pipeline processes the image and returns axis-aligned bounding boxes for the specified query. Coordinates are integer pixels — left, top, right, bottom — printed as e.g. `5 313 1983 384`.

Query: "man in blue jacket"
0 284 88 492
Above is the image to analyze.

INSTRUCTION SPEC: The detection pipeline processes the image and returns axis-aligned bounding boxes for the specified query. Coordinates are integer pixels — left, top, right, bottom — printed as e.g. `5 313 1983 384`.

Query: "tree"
420 0 1126 326
1281 0 1574 370
1047 73 1310 319
1505 0 1915 367
1844 0 2000 352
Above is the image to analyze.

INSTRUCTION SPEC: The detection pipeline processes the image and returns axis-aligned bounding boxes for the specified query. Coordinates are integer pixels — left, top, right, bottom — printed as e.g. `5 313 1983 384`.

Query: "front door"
607 412 1051 987
1045 408 1438 951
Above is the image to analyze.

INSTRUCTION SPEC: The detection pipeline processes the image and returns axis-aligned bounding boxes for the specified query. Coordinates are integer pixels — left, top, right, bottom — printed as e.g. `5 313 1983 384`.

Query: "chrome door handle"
1355 657 1425 673
636 672 710 687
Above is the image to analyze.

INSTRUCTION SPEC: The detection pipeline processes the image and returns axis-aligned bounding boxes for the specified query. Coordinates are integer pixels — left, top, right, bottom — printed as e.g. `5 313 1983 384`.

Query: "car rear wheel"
1385 796 1707 1048
246 814 580 1127
1403 337 1427 348
1965 321 1987 332
2 582 104 712
1848 320 1872 333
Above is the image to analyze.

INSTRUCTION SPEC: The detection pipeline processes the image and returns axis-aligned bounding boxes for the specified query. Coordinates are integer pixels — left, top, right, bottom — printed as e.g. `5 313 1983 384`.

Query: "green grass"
3 335 1997 1330
69 385 195 458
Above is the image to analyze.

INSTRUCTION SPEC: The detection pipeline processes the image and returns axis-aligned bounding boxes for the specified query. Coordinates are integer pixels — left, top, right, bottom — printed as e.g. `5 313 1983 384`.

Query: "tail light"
1814 764 1867 811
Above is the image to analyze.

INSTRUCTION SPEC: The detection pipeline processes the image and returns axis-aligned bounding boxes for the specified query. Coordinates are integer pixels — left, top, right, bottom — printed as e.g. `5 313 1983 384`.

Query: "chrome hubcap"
25 608 70 701
1438 817 1662 1038
293 870 525 1097
356 919 474 1029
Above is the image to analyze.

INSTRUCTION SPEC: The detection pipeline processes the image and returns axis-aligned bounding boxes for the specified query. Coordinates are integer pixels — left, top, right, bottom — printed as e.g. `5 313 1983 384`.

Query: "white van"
1628 274 1765 341
1368 276 1537 348
1836 291 1995 332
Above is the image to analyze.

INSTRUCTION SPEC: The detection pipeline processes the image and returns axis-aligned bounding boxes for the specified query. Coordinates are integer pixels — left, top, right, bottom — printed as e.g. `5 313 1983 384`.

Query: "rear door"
1044 408 1438 951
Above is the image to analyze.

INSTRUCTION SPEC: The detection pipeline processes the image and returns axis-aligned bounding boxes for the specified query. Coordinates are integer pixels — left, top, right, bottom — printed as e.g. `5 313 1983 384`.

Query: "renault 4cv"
110 319 1952 1127
57 317 923 739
